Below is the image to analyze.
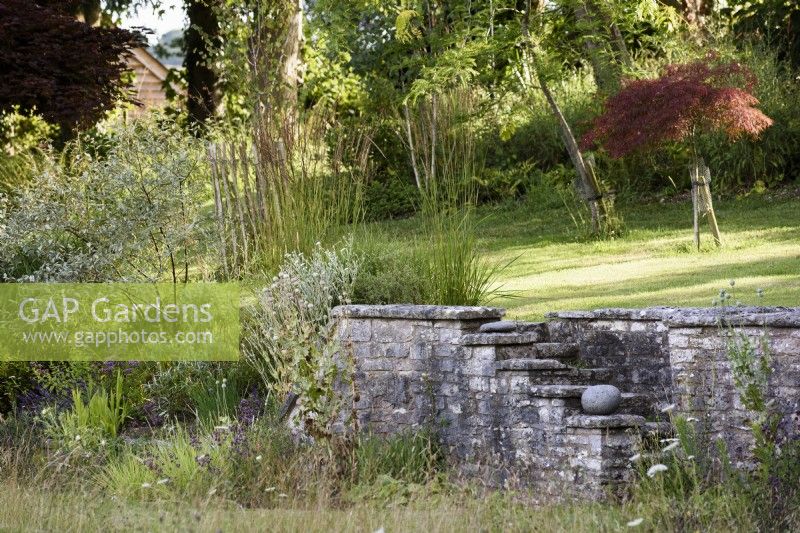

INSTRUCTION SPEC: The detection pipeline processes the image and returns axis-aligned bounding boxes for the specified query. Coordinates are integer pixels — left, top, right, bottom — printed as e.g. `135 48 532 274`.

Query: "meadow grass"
0 478 760 533
369 191 800 318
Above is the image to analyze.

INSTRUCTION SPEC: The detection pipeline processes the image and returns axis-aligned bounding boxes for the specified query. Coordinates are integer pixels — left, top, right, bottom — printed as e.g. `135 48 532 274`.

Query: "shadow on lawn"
497 253 800 317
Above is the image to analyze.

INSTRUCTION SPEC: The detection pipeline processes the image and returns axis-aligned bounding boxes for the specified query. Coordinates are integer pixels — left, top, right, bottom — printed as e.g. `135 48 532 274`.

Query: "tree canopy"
0 0 143 138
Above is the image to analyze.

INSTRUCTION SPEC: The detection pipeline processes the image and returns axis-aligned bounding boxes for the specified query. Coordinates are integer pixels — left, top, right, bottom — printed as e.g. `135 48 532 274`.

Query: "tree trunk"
609 22 633 69
520 1 609 234
402 103 423 190
185 0 220 132
281 0 304 110
537 73 602 234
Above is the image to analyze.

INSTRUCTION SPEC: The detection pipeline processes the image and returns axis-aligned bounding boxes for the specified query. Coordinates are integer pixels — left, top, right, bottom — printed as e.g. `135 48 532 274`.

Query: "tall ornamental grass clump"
210 110 372 276
406 90 504 306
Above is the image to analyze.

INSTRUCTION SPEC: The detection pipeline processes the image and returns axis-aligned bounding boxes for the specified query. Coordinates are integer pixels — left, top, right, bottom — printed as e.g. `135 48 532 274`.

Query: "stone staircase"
462 319 659 419
457 318 662 499
333 305 671 501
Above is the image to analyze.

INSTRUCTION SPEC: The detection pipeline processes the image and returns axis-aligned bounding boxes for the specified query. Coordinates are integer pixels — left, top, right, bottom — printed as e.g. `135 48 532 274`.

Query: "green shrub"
363 174 418 221
0 362 36 414
351 235 426 305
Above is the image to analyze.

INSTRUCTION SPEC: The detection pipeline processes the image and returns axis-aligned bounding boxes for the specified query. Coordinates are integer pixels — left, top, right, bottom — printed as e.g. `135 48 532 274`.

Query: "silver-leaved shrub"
0 116 212 282
242 241 359 438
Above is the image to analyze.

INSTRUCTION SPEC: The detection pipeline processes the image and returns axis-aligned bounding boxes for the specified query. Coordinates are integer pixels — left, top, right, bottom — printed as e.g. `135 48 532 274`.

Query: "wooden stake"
691 165 700 250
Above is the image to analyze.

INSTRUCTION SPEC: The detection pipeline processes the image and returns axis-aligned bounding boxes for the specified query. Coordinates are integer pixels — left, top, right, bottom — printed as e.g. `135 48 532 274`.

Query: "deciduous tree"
582 54 773 246
0 0 143 138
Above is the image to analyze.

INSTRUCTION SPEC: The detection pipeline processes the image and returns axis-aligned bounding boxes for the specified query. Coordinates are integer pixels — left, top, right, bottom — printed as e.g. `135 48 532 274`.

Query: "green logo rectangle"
0 283 239 361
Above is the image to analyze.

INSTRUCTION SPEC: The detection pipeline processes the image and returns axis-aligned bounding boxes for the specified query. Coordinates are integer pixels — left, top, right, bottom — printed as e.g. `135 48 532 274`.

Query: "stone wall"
332 305 645 500
665 308 800 465
331 304 800 500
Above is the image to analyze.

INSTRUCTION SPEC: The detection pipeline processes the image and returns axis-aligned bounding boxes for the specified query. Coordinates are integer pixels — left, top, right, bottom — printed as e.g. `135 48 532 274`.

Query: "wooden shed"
125 47 181 112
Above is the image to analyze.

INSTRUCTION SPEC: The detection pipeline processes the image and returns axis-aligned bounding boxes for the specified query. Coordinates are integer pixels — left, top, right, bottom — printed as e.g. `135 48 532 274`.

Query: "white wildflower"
265 487 276 493
662 441 680 453
75 435 81 442
686 417 699 422
629 453 642 462
157 478 170 485
687 455 695 461
627 518 644 527
255 455 262 462
647 464 668 477
141 482 152 488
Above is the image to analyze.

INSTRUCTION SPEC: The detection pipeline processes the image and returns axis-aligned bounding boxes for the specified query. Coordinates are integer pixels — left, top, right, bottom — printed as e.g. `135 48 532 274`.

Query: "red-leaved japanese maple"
581 56 773 158
582 55 773 248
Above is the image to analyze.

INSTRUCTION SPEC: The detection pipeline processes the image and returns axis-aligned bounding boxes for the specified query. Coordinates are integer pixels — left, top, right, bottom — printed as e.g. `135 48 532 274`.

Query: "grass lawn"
374 191 800 320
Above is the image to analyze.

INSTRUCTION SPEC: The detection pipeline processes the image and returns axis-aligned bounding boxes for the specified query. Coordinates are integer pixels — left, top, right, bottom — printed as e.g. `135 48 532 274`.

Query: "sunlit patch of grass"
369 193 800 319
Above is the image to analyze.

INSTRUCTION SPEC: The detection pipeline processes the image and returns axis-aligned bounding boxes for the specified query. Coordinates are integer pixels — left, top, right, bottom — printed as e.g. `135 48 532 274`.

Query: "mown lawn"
374 190 800 319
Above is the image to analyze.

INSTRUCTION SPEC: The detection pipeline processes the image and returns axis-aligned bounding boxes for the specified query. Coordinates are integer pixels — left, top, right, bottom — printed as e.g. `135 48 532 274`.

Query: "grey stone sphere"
581 385 622 415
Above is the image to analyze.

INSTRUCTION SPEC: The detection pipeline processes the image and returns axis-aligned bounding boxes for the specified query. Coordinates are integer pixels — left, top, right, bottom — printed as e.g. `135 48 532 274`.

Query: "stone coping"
566 414 646 429
665 308 800 328
546 307 675 321
331 304 504 321
547 306 800 328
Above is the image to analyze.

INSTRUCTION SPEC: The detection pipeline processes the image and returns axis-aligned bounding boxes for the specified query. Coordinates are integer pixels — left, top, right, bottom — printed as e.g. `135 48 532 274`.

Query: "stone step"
477 320 549 338
516 321 550 338
494 358 568 372
523 367 616 386
461 331 547 346
496 342 579 361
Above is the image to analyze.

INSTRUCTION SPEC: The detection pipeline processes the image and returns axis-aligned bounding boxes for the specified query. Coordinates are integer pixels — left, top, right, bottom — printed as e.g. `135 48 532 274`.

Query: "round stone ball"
581 385 622 415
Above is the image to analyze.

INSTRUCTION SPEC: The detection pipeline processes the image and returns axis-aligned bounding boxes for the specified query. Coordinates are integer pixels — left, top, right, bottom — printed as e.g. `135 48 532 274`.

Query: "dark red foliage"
0 0 143 137
581 54 774 158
